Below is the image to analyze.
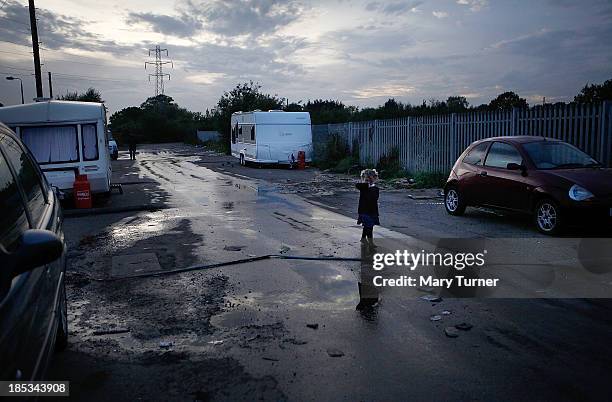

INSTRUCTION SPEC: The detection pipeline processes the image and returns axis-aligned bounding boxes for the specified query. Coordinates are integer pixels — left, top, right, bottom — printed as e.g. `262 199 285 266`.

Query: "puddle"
232 181 277 195
110 213 169 242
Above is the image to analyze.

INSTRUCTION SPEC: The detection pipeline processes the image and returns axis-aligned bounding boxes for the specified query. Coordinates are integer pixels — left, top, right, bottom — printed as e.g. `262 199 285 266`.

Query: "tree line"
63 78 612 149
108 95 204 145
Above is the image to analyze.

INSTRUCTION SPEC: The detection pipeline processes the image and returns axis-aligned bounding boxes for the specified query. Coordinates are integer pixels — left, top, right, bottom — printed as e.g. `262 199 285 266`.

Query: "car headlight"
568 184 594 201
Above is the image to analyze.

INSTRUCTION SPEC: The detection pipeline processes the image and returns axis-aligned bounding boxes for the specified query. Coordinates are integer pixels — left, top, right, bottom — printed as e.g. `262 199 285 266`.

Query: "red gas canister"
297 151 306 170
74 174 92 209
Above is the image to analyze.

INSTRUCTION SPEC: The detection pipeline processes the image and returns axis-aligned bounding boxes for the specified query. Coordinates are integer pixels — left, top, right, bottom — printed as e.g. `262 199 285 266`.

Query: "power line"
0 63 33 71
0 46 133 68
44 57 115 67
0 15 30 27
52 72 144 83
145 45 173 96
0 20 32 35
0 70 31 76
0 41 147 70
0 63 143 83
0 48 32 56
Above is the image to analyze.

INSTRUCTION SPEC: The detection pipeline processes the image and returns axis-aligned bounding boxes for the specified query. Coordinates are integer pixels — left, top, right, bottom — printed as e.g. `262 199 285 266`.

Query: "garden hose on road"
106 254 363 280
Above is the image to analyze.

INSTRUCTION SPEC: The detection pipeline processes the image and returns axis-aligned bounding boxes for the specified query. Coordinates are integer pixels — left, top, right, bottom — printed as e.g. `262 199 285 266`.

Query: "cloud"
487 26 612 59
366 0 423 15
0 0 136 57
456 0 488 12
352 83 415 99
185 72 226 85
3 0 612 117
320 25 415 57
0 0 93 48
186 0 305 38
172 33 307 84
365 2 381 12
459 92 482 99
127 12 203 38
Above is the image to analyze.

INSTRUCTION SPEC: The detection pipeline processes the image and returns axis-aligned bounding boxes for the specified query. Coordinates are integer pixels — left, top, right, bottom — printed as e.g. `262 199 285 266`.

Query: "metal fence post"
600 100 611 166
373 119 379 166
346 121 353 155
511 107 518 135
406 116 411 171
450 113 457 162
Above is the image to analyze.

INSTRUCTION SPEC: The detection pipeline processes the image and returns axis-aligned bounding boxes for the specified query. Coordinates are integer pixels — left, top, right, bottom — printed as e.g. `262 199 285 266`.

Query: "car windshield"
523 141 600 169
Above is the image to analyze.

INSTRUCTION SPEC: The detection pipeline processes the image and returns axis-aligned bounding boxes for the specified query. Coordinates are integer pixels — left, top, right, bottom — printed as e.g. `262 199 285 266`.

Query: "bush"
410 171 447 188
315 133 350 169
376 147 404 179
330 156 360 174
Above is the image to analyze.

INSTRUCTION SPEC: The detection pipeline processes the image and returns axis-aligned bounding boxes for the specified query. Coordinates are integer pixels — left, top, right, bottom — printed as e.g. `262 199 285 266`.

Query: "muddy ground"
48 143 612 402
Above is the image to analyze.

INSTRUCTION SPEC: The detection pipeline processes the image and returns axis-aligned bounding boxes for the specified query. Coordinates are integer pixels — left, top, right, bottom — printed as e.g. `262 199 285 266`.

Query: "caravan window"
82 124 99 161
21 125 79 165
238 126 243 142
250 126 255 142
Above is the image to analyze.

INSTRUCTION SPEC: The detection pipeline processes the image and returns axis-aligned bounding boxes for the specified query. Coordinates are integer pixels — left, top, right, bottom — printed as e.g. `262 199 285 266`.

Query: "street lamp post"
6 77 24 104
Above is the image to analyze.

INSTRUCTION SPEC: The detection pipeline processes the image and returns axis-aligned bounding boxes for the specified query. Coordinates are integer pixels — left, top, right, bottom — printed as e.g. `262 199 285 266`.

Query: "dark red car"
444 136 612 234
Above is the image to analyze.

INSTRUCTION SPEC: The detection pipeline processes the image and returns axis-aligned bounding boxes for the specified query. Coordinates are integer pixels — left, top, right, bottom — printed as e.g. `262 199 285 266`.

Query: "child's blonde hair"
360 168 379 182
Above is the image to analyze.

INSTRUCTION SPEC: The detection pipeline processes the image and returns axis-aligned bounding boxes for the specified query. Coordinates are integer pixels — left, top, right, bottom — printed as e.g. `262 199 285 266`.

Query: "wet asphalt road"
49 144 612 401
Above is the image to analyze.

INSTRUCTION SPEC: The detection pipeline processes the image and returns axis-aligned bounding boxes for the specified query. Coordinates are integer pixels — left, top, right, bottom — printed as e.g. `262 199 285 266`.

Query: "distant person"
128 136 137 160
356 169 380 244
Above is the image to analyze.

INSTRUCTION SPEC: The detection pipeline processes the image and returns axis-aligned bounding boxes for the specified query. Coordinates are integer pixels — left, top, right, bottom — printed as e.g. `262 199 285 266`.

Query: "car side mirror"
2 230 64 278
507 162 527 176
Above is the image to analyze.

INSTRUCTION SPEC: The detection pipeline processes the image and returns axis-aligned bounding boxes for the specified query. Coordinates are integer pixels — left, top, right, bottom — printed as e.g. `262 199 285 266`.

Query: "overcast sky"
1 0 611 115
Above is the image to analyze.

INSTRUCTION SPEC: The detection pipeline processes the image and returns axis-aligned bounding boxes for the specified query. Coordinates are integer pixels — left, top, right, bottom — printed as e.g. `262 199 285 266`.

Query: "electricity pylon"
145 45 173 96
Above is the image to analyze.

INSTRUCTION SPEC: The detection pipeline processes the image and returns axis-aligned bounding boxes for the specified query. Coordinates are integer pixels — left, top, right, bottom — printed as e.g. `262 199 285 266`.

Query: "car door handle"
479 171 488 177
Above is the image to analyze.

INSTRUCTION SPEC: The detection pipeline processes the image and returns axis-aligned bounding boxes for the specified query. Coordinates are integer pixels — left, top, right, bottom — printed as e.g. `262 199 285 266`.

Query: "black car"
444 136 612 235
0 122 67 381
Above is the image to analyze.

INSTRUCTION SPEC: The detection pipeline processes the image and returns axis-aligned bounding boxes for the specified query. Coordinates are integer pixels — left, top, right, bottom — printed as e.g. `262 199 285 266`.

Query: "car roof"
475 136 562 145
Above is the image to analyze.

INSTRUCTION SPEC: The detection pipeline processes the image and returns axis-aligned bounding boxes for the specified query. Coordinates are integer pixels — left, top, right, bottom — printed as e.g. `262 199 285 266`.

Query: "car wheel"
55 276 68 351
534 198 562 235
445 187 466 216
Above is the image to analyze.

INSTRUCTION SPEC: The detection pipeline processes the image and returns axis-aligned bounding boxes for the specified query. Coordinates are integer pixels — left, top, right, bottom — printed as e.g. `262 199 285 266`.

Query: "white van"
231 111 312 165
0 100 112 195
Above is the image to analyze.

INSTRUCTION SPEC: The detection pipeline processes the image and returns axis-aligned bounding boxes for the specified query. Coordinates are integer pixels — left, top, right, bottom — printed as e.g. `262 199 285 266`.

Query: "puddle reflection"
356 242 380 319
109 212 169 244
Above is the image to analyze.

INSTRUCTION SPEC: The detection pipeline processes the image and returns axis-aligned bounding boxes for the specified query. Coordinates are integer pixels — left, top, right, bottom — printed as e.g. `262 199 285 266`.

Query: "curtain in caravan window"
21 126 78 164
82 124 99 160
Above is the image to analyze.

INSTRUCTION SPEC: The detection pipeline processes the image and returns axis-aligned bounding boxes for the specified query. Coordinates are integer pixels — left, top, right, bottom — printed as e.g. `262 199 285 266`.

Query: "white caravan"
231 111 312 165
0 100 112 194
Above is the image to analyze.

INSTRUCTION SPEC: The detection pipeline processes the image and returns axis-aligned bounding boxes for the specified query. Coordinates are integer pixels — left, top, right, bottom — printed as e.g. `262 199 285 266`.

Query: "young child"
356 169 380 243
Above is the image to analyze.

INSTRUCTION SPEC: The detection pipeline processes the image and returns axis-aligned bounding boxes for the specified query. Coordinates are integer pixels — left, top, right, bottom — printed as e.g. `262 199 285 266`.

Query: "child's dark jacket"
356 183 379 217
